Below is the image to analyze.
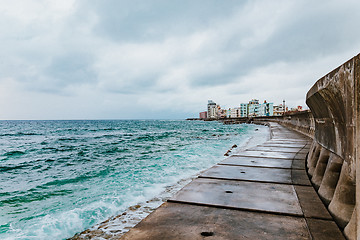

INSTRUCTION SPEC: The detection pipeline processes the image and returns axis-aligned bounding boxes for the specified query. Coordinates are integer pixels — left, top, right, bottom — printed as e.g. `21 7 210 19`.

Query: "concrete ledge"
120 123 344 240
199 165 309 185
305 54 360 238
169 178 303 216
220 155 305 170
121 202 312 240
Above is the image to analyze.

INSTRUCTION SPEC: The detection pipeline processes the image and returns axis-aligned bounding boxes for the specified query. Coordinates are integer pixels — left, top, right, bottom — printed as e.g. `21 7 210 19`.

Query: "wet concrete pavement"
120 123 345 240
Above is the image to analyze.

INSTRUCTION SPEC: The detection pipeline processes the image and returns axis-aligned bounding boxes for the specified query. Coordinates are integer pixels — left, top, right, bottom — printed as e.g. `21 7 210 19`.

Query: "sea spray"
0 120 269 240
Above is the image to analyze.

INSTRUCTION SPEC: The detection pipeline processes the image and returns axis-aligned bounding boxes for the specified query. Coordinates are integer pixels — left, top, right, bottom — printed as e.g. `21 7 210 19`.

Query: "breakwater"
231 54 359 239
173 54 360 239
120 121 346 239
305 54 359 240
71 54 358 239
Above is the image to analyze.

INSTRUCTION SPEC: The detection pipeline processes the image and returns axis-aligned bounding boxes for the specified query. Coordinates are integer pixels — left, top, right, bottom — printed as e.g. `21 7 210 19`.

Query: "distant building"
230 107 240 118
273 104 286 116
222 109 228 118
240 103 248 117
292 106 303 112
217 105 224 118
248 99 260 117
207 100 217 118
259 101 274 116
199 111 207 119
288 106 304 114
213 108 226 118
226 108 232 118
204 99 284 119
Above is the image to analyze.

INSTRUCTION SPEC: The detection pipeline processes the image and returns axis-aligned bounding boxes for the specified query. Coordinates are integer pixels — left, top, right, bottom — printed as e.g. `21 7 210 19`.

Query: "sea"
0 120 269 240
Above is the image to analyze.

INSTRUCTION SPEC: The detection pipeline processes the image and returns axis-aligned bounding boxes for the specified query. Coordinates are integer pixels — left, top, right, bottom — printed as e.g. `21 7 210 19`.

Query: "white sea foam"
74 123 270 239
233 124 271 152
0 121 269 240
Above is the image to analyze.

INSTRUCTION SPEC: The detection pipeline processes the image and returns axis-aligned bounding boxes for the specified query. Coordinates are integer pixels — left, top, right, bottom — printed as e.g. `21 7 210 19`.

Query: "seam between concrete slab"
297 198 317 240
227 157 298 161
260 145 310 148
166 199 305 218
303 218 314 240
197 176 311 186
269 140 308 143
291 144 318 239
292 146 308 168
217 163 304 170
232 154 304 160
305 216 341 221
246 149 307 154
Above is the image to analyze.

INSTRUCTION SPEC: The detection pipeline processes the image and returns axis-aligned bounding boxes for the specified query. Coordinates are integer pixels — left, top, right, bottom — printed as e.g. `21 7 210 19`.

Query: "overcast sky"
1 0 360 120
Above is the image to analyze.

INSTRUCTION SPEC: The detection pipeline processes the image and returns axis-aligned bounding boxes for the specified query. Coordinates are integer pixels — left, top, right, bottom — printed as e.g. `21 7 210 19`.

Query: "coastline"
2 120 269 240
69 124 270 239
118 122 344 240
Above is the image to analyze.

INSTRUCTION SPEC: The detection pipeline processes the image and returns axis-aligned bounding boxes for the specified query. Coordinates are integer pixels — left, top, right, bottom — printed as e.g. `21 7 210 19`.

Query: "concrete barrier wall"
305 54 359 240
252 111 315 139
220 54 360 238
250 54 359 239
218 54 360 239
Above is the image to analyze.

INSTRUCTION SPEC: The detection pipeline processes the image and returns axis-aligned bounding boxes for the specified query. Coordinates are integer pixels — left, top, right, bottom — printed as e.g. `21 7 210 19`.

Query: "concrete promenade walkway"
120 123 344 240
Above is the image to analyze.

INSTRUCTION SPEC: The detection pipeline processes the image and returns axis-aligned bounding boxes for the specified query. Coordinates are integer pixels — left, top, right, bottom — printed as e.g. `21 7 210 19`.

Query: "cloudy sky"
1 0 360 120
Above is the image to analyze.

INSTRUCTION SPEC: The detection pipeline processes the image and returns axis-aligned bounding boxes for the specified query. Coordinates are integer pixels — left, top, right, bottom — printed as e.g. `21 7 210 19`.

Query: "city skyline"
201 98 303 119
205 98 303 110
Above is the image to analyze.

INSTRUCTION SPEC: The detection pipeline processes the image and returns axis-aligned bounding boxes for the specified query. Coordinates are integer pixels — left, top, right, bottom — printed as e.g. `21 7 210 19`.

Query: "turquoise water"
0 120 268 239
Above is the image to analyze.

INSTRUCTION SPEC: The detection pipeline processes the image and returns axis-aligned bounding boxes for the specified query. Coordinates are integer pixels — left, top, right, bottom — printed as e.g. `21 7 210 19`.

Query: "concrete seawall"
120 122 346 239
251 54 359 239
305 54 360 239
72 55 359 239
118 54 359 239
128 53 360 239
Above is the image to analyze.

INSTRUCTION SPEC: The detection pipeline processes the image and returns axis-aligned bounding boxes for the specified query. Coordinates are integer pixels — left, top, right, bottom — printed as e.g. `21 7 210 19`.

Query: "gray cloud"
44 53 97 88
1 0 360 119
85 0 245 42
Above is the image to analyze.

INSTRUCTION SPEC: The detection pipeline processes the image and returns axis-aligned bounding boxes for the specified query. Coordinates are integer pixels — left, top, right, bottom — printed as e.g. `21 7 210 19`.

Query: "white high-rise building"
207 100 217 119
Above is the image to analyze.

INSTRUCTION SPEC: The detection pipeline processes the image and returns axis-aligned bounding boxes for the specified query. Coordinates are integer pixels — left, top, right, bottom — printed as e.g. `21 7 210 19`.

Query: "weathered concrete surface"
198 165 307 185
120 123 344 240
247 146 309 153
294 185 332 220
169 178 303 216
304 54 360 239
254 111 315 139
121 202 311 240
220 155 304 169
262 142 311 148
233 150 308 160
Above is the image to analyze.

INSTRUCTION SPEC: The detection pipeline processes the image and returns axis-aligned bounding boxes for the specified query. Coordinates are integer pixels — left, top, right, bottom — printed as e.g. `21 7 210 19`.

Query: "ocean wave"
1 189 73 206
0 163 31 172
100 147 129 154
0 132 41 137
54 146 76 152
57 137 77 141
94 134 118 139
135 132 174 142
41 168 113 189
102 128 116 131
2 150 25 157
0 120 270 240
